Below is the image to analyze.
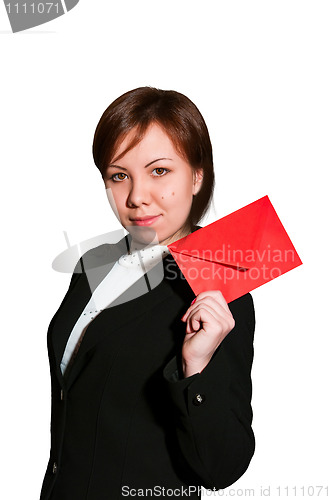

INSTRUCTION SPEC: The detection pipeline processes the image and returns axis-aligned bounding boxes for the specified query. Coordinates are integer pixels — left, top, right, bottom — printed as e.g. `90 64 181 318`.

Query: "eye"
152 167 170 177
111 172 128 182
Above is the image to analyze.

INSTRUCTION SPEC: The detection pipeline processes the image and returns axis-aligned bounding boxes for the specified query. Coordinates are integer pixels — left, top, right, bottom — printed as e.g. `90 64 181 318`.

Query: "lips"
130 215 161 226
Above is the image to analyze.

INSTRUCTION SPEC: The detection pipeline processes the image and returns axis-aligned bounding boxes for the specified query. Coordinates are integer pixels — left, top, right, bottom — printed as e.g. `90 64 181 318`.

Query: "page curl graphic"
4 0 80 33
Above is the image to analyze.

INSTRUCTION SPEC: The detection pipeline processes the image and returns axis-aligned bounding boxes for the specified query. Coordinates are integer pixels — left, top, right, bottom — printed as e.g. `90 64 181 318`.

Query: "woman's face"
103 123 203 246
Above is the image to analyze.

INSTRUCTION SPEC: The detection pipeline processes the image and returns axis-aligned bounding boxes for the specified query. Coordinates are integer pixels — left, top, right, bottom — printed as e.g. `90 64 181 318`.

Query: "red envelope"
168 196 302 303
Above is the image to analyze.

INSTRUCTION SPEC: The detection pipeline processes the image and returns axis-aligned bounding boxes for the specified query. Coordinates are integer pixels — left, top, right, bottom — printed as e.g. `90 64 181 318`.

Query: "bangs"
104 120 191 174
93 87 214 225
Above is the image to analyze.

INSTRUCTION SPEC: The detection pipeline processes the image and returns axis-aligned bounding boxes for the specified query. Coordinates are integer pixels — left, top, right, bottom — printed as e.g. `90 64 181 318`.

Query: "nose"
127 177 151 208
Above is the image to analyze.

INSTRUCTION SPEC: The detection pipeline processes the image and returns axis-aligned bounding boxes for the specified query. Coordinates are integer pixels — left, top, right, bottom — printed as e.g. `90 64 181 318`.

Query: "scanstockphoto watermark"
165 260 284 283
121 485 221 497
121 484 330 497
174 245 297 266
52 228 296 310
3 0 80 32
165 245 298 283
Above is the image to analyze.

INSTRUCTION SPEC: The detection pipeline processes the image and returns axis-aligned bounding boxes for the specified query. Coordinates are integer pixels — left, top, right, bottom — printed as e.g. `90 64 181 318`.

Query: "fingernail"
191 298 196 305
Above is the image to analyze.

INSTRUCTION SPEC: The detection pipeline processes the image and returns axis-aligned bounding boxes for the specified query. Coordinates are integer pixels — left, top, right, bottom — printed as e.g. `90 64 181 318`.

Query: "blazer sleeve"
163 292 255 490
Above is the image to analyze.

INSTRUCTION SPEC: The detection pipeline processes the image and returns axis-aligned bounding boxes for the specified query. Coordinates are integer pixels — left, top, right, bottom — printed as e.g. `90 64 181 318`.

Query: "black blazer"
40 236 255 500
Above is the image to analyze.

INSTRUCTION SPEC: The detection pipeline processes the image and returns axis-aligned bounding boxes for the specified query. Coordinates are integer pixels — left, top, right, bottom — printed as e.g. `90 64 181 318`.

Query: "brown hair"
92 87 214 226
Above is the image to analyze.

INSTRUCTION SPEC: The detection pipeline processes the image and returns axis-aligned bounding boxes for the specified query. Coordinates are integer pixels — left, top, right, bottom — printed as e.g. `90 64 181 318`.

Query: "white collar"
118 245 169 269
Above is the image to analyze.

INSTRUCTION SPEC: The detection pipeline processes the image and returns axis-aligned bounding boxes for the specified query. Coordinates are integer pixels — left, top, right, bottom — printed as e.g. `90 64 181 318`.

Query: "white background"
0 1 331 498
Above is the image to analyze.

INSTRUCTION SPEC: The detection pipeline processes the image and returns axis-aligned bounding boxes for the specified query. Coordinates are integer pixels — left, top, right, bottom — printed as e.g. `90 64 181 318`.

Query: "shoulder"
222 293 255 367
228 293 255 336
73 238 128 274
229 293 255 320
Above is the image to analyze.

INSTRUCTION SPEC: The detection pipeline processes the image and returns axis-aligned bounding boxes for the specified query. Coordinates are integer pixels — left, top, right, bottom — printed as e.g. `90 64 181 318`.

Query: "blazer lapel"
50 238 127 387
49 236 176 390
64 269 175 390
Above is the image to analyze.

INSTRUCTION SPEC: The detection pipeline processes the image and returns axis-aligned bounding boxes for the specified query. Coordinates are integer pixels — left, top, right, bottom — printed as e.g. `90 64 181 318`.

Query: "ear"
192 168 204 196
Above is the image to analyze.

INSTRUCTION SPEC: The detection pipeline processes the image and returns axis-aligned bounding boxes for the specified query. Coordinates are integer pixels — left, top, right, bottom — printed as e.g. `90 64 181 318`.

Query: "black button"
192 393 206 406
52 462 58 474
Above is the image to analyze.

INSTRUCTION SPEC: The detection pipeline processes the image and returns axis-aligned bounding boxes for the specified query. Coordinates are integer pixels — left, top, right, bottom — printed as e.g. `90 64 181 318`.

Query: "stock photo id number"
3 0 79 32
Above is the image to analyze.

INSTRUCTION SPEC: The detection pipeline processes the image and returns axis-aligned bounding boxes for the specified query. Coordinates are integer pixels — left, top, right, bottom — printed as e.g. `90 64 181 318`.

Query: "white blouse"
60 244 169 375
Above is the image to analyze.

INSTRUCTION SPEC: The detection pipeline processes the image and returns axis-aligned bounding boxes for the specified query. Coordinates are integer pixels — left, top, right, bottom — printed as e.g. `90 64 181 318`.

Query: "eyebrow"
108 158 173 170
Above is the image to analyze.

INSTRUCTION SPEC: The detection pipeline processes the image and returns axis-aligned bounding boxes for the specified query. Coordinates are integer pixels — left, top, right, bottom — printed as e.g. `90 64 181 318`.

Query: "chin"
126 226 160 246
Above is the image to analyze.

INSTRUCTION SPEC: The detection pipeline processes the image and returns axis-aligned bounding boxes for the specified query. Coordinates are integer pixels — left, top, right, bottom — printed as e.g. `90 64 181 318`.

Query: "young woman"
40 87 255 499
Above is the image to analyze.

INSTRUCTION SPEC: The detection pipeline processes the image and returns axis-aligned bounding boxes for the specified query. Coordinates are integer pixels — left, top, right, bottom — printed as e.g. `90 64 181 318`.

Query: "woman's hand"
181 290 235 378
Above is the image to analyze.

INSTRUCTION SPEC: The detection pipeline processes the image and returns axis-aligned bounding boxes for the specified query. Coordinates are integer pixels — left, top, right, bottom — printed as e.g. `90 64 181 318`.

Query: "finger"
187 291 229 316
186 305 228 333
184 301 224 325
182 293 231 322
186 315 202 334
196 290 229 309
186 307 217 334
186 305 235 335
193 295 230 316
